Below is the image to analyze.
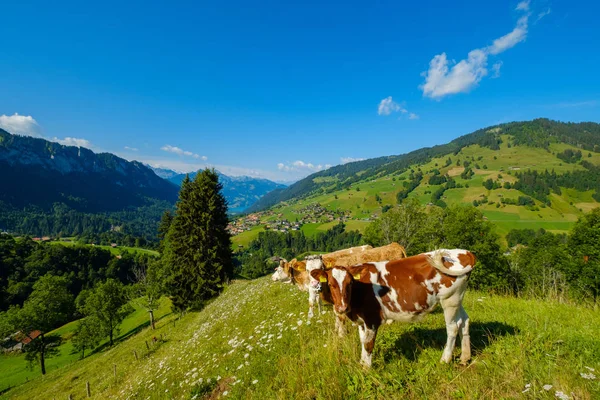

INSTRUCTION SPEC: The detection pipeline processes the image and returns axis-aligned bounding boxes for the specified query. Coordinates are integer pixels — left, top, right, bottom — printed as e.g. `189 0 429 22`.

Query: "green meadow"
247 138 600 242
0 298 172 394
3 277 598 399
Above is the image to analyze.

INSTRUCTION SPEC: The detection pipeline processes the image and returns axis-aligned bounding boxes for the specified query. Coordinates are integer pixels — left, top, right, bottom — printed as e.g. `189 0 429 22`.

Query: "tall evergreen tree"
163 169 233 310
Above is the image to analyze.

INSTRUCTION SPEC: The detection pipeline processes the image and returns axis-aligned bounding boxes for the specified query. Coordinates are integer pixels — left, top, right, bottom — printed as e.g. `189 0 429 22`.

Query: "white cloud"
378 96 419 119
420 4 531 99
536 8 551 22
52 137 92 148
492 61 503 78
487 16 528 55
340 157 366 164
124 146 139 151
0 113 95 149
377 96 405 116
421 50 488 98
129 154 288 181
160 144 205 160
277 160 331 173
516 0 530 12
0 113 42 137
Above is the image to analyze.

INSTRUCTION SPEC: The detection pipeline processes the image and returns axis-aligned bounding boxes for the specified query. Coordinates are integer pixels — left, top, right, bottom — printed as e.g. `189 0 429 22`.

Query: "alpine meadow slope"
4 277 599 399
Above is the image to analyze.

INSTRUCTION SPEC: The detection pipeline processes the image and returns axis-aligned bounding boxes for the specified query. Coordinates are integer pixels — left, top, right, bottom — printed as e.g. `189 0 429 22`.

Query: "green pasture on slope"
5 277 599 399
0 298 171 394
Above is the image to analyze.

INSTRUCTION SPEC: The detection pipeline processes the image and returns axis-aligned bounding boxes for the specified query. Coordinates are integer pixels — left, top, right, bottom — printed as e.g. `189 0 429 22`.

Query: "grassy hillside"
248 119 600 213
0 298 171 394
5 277 599 399
234 136 600 247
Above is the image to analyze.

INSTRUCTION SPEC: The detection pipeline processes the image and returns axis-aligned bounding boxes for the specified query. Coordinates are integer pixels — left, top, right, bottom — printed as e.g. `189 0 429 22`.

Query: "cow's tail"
427 250 473 277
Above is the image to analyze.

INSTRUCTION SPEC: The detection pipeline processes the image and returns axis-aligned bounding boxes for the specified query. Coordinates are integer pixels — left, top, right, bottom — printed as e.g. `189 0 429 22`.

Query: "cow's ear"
292 260 306 271
310 269 327 282
346 265 370 281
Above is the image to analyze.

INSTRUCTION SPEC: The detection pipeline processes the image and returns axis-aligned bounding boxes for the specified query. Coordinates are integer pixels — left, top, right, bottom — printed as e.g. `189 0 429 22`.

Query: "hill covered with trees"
0 129 179 240
248 119 600 212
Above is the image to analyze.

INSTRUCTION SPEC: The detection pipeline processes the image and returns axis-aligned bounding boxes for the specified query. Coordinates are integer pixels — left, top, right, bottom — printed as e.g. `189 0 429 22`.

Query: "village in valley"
226 203 351 235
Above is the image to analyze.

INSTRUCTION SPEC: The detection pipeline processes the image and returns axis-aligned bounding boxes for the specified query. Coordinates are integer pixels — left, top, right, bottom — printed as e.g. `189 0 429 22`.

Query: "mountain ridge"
247 119 600 212
0 129 178 238
166 169 286 213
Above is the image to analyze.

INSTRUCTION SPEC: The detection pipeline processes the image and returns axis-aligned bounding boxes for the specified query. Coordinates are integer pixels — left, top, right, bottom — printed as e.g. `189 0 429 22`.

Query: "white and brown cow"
271 257 323 318
310 249 476 367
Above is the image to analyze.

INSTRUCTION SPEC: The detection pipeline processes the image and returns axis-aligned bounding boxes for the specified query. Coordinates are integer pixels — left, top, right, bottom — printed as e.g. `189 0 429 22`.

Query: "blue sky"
1 0 598 182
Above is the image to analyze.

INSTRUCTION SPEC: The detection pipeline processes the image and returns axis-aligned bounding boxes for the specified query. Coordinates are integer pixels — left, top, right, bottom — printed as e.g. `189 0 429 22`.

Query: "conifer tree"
163 169 232 310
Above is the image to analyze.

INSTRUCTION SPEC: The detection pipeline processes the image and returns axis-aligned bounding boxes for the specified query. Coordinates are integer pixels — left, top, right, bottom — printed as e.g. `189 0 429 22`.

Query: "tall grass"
3 277 599 399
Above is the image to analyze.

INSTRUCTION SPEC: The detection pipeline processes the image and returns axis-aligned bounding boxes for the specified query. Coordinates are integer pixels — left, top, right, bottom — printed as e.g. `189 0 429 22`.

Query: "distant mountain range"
154 168 286 213
0 129 179 238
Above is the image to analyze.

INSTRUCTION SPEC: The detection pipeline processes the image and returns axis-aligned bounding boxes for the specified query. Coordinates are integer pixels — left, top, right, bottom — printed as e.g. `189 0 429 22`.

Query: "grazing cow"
272 257 323 318
310 249 476 367
271 244 406 319
271 244 374 283
322 242 407 268
322 245 373 262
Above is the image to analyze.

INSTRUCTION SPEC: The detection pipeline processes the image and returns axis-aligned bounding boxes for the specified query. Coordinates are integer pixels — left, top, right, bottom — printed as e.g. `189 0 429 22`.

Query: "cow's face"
271 260 290 282
311 267 353 314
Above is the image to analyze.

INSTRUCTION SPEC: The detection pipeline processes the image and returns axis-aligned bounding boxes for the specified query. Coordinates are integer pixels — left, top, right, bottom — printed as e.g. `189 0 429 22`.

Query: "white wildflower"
244 353 249 358
555 391 569 400
543 384 553 391
297 320 303 326
223 391 229 396
252 379 258 385
585 366 595 371
580 372 596 380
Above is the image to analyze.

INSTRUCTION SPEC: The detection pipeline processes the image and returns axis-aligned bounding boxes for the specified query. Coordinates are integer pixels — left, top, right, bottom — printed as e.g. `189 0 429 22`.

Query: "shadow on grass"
379 321 518 362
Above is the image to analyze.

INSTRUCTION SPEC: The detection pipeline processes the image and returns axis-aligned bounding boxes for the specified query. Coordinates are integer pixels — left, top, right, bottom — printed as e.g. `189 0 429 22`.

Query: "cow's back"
328 242 407 267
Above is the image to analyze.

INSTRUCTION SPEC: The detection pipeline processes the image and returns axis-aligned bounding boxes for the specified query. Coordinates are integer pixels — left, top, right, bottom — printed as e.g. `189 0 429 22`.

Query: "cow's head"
271 259 290 282
310 267 355 314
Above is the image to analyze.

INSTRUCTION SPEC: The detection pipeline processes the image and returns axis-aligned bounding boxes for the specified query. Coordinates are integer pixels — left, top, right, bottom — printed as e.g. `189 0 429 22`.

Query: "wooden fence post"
113 363 117 379
145 340 150 350
86 381 91 397
133 350 138 360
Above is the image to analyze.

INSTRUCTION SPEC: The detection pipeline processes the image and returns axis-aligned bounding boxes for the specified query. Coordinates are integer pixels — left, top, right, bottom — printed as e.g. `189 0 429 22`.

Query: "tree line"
364 199 600 301
235 222 363 278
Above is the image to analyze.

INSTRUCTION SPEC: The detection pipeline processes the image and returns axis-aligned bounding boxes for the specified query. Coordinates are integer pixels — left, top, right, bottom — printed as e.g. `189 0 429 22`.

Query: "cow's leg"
335 314 346 337
307 288 316 319
358 323 378 368
458 306 471 365
439 297 463 364
317 295 323 315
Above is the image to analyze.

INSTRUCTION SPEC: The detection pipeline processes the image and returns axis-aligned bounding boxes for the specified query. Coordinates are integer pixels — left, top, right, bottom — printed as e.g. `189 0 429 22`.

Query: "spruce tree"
163 169 233 310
